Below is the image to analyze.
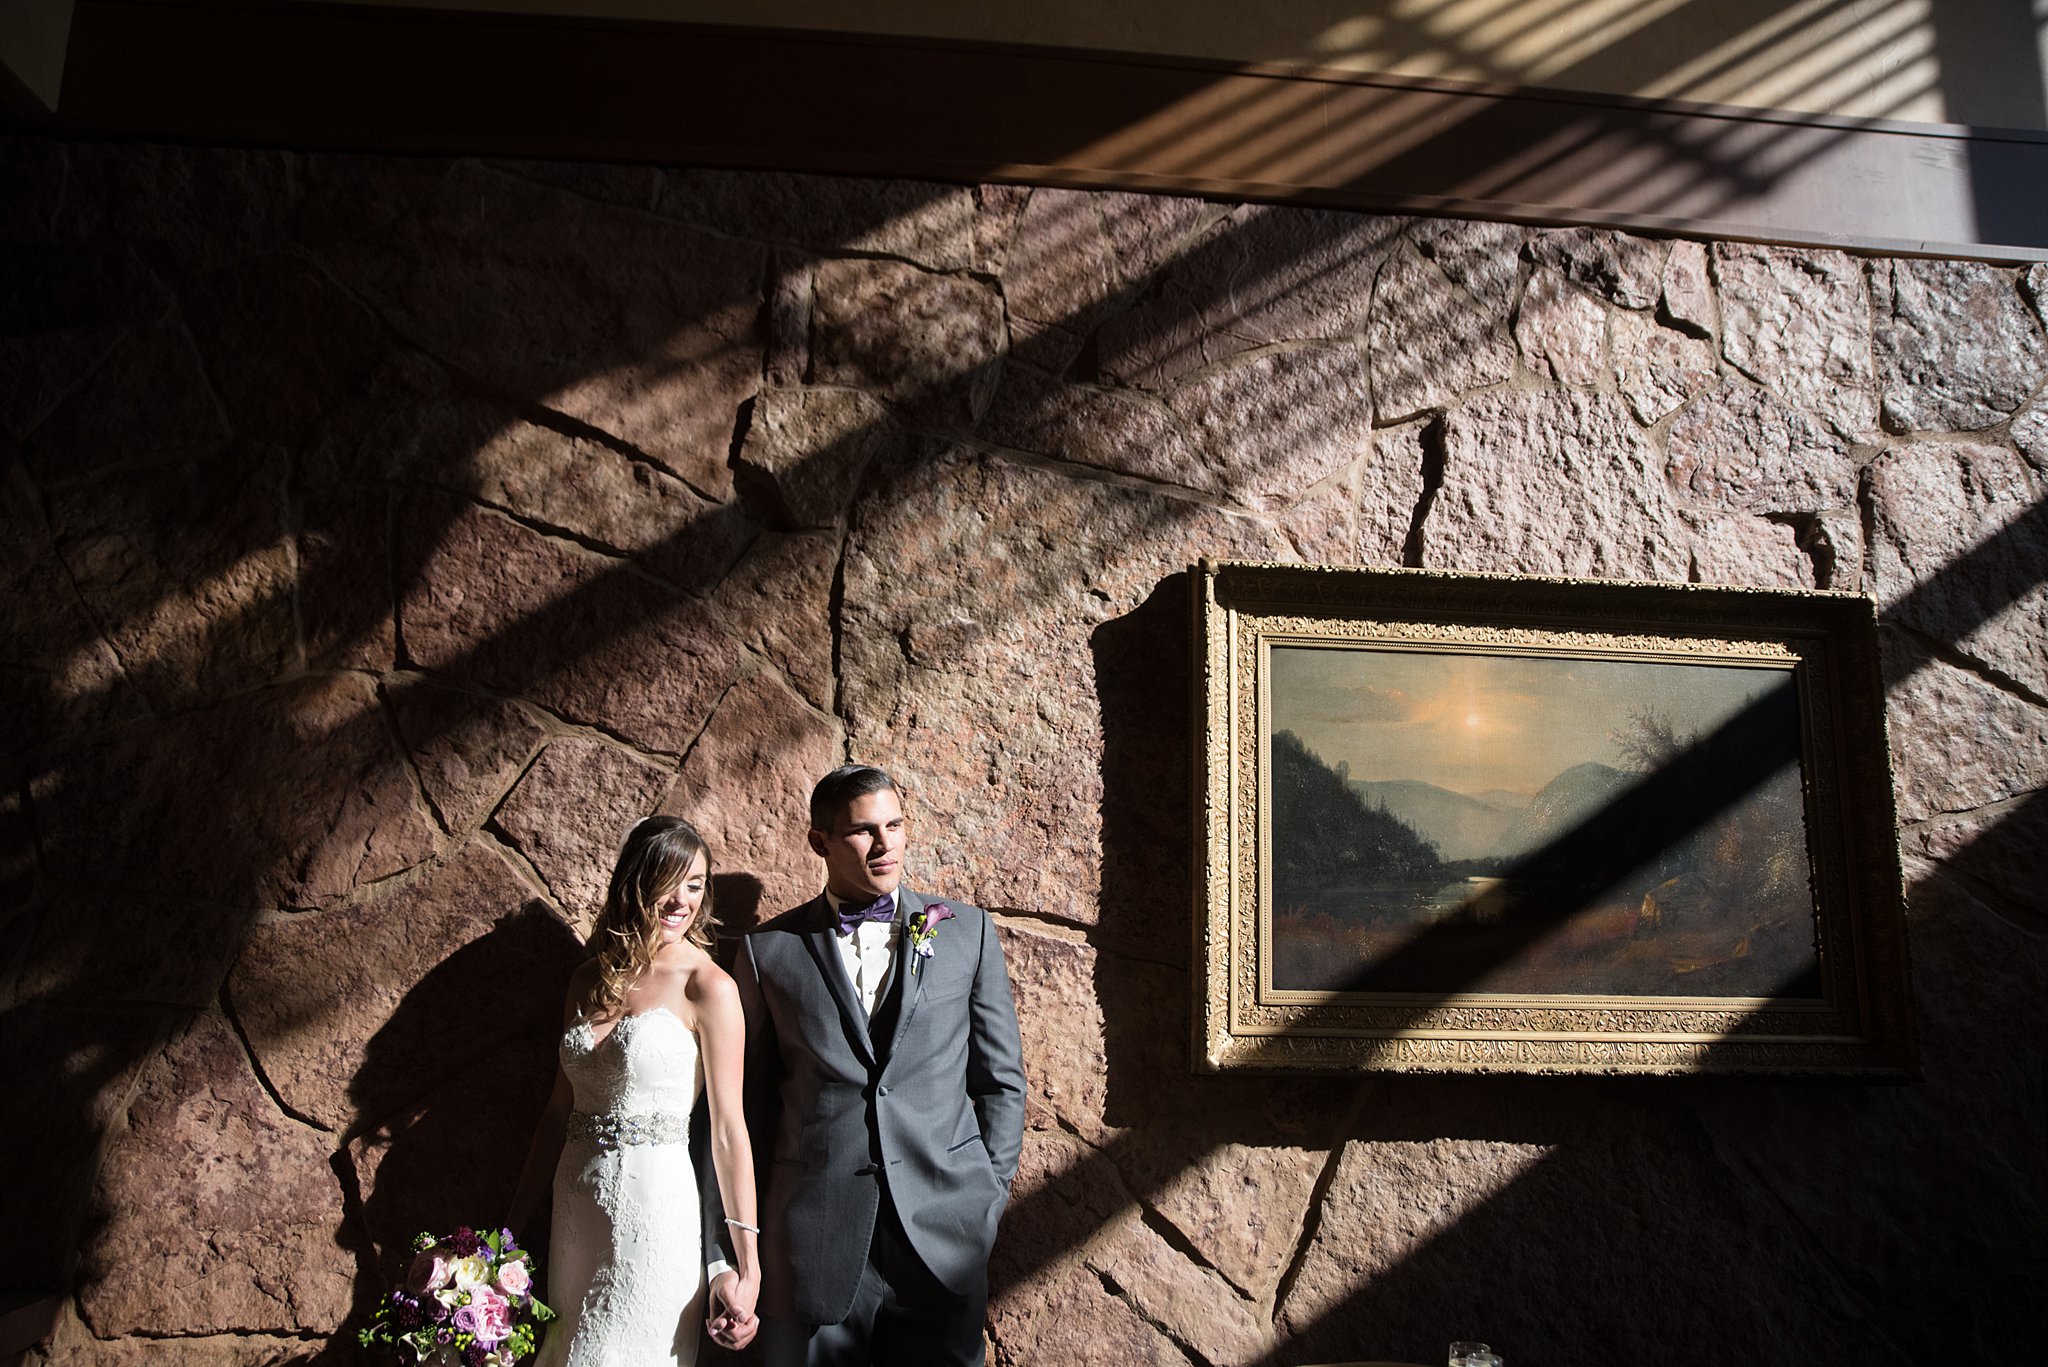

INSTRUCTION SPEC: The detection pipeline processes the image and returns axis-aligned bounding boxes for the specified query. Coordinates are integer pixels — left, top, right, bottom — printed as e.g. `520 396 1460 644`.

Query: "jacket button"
877 1085 891 1097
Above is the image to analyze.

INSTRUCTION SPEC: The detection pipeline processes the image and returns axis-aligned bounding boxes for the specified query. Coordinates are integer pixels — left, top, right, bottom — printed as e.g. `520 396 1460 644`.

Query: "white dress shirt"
827 887 900 1018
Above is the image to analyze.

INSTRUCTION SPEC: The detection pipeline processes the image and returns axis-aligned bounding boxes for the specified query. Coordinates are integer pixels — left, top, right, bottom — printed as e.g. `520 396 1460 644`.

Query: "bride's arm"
696 967 760 1330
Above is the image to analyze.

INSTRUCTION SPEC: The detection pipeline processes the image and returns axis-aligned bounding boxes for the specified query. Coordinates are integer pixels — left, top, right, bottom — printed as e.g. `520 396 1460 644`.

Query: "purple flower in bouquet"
454 1286 514 1347
361 1225 556 1364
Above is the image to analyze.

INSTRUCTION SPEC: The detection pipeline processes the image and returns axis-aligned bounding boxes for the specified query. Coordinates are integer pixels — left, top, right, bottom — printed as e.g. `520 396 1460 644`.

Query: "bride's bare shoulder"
682 953 737 1006
648 944 736 1018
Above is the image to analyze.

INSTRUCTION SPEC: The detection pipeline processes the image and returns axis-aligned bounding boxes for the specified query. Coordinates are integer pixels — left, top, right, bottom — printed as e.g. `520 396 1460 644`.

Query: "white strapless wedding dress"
537 1006 705 1367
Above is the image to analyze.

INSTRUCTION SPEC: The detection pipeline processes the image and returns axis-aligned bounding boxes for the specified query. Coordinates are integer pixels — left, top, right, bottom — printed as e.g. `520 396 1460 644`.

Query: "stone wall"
2 136 2043 1366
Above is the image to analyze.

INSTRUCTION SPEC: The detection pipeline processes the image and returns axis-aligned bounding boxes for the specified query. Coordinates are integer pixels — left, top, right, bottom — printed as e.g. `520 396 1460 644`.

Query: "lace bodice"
560 1006 701 1123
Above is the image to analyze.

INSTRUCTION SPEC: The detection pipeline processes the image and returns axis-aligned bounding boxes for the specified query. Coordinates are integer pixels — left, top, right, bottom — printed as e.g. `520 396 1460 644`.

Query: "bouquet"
359 1226 556 1366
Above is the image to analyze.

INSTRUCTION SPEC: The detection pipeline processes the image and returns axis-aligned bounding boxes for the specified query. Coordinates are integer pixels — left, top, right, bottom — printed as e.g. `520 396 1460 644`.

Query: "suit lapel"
881 888 930 1062
797 895 876 1068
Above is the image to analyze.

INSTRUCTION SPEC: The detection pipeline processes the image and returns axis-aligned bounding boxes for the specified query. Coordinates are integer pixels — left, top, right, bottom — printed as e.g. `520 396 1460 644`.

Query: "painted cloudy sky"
1268 644 1789 797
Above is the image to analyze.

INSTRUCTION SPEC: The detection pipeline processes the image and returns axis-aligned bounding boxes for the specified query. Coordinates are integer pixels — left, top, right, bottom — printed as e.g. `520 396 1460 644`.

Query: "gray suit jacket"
717 888 1026 1325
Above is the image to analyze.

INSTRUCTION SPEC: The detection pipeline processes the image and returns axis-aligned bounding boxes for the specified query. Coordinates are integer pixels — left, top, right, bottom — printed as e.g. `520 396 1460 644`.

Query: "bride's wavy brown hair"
587 815 716 1019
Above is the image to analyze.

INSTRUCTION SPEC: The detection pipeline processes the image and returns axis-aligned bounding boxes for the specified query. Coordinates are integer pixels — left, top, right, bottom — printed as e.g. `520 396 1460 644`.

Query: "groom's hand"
706 1269 759 1350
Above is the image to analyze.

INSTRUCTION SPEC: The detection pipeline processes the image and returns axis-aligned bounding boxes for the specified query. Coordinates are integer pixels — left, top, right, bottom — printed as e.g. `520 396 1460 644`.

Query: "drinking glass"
1450 1342 1502 1367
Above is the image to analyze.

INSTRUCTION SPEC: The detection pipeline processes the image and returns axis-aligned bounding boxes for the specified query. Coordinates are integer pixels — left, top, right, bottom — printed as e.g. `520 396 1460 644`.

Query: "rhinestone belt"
568 1110 688 1149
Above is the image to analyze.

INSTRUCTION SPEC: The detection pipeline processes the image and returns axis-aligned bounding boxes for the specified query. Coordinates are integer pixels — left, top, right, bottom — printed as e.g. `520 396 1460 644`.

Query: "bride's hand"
706 1269 759 1350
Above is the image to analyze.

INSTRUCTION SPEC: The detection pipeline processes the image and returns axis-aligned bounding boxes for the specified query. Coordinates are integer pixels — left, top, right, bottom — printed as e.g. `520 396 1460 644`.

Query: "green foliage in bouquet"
359 1226 557 1365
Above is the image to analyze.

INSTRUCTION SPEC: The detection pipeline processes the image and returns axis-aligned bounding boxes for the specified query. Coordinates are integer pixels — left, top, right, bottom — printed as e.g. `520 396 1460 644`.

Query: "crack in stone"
668 676 745 777
1134 1202 1264 1309
828 521 853 751
986 907 1099 943
372 675 453 838
726 394 801 533
385 488 716 603
260 837 446 919
219 996 333 1136
1091 1264 1207 1367
464 365 726 504
995 1117 1150 1360
1160 337 1345 394
1855 464 1883 603
1675 1098 1905 1346
12 329 129 444
1401 414 1446 569
391 670 686 771
23 466 158 722
1893 622 2048 710
1269 1080 1376 1328
474 822 564 914
1767 511 1832 588
984 910 1187 973
313 253 731 505
1905 850 2047 939
171 311 240 446
979 440 1267 518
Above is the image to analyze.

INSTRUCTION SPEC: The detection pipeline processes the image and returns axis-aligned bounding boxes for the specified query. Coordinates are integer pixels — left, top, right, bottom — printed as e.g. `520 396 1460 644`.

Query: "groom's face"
811 787 908 902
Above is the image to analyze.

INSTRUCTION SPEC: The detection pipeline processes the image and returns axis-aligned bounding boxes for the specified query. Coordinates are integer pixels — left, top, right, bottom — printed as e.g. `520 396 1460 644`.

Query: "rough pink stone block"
77 1014 352 1337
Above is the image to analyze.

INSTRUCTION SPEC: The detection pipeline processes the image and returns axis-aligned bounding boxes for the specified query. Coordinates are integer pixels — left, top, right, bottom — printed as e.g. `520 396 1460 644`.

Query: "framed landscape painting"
1192 561 1916 1076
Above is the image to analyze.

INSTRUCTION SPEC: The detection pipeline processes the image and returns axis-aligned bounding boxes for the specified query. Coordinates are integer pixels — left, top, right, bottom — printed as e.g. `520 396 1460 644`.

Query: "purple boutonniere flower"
908 902 955 966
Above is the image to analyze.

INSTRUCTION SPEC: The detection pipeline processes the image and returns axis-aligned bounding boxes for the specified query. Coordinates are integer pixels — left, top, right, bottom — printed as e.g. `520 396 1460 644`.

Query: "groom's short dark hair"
809 765 899 832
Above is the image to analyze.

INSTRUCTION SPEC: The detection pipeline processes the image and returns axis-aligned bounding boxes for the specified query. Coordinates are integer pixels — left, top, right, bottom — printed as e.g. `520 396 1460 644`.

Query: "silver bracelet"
724 1217 760 1234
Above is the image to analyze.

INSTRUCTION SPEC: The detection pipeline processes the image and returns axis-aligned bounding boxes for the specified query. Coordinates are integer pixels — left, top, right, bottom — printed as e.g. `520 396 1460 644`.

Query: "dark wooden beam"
43 0 2048 261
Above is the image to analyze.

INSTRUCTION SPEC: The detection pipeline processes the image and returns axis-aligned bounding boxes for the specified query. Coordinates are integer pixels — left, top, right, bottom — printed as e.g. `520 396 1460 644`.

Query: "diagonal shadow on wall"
2 6 2044 1354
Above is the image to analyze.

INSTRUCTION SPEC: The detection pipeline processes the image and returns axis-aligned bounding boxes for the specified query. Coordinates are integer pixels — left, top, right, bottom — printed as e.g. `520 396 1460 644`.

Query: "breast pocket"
920 962 973 1004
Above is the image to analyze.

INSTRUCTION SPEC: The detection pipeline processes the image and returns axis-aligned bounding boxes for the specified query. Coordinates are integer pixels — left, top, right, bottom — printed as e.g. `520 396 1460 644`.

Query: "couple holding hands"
509 765 1026 1367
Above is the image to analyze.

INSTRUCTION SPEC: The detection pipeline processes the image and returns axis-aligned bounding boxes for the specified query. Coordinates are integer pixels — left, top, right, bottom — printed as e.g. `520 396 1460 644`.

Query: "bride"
510 815 759 1365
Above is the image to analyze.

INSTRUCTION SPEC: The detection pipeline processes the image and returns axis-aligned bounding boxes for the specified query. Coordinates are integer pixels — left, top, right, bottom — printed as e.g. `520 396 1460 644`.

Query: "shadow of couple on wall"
307 895 578 1363
311 868 768 1366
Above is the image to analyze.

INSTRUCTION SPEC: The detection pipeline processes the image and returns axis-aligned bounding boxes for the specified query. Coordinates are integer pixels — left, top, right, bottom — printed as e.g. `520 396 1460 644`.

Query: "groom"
707 764 1026 1365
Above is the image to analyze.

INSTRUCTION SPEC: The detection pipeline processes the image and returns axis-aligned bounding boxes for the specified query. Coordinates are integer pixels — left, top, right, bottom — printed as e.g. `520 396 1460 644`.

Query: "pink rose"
454 1285 514 1347
494 1257 531 1298
407 1248 452 1294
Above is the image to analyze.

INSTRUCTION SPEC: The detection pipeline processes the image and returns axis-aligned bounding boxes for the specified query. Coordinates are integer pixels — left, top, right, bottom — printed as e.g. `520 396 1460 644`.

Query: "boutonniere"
907 902 955 969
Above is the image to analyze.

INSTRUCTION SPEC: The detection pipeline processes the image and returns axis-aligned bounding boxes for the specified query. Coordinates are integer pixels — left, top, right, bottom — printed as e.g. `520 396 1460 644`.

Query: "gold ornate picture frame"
1193 560 1916 1077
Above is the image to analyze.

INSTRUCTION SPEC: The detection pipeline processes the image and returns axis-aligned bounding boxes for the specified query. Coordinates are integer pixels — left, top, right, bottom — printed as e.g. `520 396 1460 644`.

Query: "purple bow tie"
831 892 895 937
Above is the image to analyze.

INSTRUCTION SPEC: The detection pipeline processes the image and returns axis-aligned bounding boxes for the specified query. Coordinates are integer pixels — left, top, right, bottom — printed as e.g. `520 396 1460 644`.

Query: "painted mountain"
1347 779 1529 861
1271 730 1441 905
1485 760 1634 861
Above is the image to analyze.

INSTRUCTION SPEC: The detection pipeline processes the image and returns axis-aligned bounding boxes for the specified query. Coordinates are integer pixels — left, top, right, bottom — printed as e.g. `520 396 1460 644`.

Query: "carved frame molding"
1192 560 1917 1077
